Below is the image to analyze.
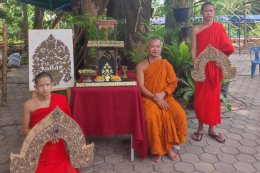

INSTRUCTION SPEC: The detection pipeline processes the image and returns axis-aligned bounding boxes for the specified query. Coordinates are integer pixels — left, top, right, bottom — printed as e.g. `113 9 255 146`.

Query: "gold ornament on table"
102 62 113 81
121 65 129 81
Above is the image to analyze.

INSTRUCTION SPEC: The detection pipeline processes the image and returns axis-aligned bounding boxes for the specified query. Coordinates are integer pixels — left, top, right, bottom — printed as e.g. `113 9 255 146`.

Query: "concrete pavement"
0 53 260 173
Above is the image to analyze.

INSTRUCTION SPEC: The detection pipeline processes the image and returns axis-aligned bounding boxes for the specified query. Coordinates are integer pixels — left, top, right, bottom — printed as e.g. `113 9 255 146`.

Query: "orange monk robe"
30 94 79 173
142 59 187 155
193 22 234 126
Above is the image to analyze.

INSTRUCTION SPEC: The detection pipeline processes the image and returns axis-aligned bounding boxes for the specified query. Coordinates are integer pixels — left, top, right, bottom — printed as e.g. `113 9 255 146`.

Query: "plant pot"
173 8 190 23
221 82 229 97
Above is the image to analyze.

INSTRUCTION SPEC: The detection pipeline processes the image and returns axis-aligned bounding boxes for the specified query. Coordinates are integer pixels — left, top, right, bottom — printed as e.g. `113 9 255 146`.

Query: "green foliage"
163 41 193 78
175 72 194 107
0 0 34 43
221 94 232 111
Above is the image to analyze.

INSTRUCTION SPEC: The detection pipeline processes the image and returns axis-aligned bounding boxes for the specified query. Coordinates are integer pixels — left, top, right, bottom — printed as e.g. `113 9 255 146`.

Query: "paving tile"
184 145 204 155
225 133 243 140
154 162 174 172
194 161 215 173
236 153 256 163
213 162 235 173
180 153 199 164
93 154 105 165
134 162 154 173
204 145 222 155
220 146 239 155
114 162 134 173
233 162 256 173
0 163 9 173
240 133 258 140
198 153 218 164
105 154 123 164
252 161 260 171
254 153 260 161
239 139 258 147
217 153 237 164
237 146 257 154
93 162 114 173
97 146 114 155
174 162 194 173
224 139 241 147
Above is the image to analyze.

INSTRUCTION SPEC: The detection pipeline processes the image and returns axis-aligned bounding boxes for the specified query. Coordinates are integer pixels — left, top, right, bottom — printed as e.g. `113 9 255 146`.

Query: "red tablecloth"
70 85 147 159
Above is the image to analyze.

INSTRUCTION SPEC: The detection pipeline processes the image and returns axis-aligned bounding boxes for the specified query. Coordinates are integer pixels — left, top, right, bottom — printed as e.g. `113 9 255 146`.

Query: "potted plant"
172 0 193 23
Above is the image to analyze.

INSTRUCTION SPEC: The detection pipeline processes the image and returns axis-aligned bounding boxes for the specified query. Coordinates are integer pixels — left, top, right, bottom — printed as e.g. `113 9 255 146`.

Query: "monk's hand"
153 91 166 102
51 138 59 144
157 99 169 110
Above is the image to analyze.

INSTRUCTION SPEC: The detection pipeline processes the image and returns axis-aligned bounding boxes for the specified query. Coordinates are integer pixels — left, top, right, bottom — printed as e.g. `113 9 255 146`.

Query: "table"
70 84 147 159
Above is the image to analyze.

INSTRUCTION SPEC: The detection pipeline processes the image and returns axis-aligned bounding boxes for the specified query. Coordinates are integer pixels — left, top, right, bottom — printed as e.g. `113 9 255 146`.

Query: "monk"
22 72 79 173
192 2 234 143
136 37 187 162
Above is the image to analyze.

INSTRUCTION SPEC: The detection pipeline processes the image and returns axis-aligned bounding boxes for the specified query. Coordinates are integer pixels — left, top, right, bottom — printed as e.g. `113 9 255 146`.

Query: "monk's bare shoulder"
192 25 201 35
136 59 148 72
23 98 35 113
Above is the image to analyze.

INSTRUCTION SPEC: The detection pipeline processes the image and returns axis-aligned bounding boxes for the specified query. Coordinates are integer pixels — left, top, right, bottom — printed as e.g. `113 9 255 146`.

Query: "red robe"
29 94 79 173
193 22 234 126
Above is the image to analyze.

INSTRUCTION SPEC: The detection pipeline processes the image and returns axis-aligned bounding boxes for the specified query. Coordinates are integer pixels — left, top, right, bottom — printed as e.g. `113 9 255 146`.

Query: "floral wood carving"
192 45 236 82
31 34 72 85
10 107 94 173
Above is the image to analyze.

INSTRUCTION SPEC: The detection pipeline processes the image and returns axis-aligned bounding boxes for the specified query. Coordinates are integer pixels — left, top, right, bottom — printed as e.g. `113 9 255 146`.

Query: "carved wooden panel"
29 30 75 91
10 107 94 173
192 45 236 82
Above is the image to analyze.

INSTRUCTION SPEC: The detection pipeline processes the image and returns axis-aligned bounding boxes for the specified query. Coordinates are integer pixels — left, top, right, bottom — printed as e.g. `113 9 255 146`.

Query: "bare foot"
167 149 178 161
151 154 161 163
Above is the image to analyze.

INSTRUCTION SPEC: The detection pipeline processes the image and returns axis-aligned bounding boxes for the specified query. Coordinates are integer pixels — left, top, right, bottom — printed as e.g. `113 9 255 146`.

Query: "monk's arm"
164 62 178 96
191 27 198 66
220 24 234 56
22 101 32 136
136 64 154 99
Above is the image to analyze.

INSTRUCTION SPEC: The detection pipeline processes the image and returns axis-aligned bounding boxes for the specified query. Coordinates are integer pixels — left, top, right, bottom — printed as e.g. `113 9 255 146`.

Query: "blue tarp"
151 15 260 25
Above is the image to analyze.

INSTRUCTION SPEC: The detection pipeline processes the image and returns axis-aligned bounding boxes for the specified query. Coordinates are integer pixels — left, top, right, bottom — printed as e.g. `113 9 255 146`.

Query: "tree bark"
33 7 45 29
51 11 64 29
23 3 29 49
107 0 152 50
164 0 177 44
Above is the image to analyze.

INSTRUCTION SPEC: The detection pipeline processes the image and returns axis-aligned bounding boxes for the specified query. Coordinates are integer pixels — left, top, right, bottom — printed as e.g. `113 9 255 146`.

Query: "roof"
151 15 260 25
18 0 71 10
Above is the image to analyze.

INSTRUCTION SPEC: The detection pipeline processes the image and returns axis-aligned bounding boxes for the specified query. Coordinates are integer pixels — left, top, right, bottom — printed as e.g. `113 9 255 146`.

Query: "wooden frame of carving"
192 45 236 82
10 107 94 173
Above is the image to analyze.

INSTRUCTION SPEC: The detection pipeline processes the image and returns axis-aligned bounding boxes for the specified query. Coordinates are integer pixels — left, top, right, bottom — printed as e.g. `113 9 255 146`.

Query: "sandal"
192 132 203 141
209 133 225 143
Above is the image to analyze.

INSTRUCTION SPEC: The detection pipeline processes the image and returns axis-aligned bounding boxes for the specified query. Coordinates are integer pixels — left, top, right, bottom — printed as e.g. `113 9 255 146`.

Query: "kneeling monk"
136 37 187 162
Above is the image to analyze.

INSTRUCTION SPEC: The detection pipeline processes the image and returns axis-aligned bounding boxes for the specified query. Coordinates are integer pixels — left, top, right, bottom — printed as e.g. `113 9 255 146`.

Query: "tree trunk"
51 11 64 29
107 0 152 50
23 3 29 49
33 7 45 29
164 0 177 44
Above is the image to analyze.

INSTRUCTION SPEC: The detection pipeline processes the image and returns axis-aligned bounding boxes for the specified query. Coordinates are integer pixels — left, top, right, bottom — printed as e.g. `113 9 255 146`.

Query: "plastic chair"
250 46 260 78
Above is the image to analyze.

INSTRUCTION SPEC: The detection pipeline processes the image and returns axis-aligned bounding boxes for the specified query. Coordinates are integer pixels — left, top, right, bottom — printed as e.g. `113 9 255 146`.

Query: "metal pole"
243 2 246 46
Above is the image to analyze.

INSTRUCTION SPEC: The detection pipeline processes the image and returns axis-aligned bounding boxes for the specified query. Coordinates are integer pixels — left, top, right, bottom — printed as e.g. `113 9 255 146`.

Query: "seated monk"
136 37 187 162
22 72 79 173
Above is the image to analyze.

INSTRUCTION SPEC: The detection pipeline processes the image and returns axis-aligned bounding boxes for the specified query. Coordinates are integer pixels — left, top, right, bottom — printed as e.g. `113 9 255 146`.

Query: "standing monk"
136 37 187 162
192 2 234 143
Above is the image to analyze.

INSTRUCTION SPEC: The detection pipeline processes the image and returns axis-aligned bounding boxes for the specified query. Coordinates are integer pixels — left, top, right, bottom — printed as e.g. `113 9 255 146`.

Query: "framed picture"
29 29 74 91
